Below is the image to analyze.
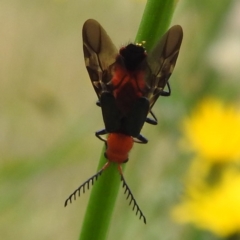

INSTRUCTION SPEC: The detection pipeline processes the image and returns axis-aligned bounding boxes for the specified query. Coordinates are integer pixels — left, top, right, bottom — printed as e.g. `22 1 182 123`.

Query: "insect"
65 19 183 224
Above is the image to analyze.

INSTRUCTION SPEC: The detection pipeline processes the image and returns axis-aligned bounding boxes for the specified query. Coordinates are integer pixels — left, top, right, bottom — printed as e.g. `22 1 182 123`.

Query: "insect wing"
100 91 122 132
146 25 183 109
122 97 150 137
82 19 118 99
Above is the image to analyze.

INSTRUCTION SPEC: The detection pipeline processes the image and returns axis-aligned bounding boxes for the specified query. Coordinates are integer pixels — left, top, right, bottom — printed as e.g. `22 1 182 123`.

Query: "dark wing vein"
146 25 183 109
82 19 118 99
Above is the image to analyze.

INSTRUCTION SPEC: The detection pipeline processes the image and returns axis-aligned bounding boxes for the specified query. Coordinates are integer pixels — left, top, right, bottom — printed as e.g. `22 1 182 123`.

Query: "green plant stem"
79 0 178 239
79 149 123 240
135 0 178 50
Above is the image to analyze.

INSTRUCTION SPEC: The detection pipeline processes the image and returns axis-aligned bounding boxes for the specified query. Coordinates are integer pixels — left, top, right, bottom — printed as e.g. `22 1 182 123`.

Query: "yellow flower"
172 168 240 237
183 98 240 162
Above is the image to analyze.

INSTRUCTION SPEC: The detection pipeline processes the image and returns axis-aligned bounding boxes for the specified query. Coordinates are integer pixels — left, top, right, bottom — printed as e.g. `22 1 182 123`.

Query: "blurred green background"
1 0 240 239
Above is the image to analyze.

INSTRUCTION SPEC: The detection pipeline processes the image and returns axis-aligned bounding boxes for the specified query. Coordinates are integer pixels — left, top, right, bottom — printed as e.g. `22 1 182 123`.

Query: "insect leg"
134 134 148 144
145 110 158 125
160 81 171 96
145 82 171 124
95 129 108 142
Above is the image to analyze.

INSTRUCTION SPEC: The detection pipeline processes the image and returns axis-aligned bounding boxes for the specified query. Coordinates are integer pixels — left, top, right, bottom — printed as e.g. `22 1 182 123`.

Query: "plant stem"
135 0 178 50
79 150 122 240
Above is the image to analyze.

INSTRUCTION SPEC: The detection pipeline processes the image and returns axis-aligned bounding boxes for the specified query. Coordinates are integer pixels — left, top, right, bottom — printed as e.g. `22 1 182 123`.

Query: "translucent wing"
146 25 183 109
82 19 118 99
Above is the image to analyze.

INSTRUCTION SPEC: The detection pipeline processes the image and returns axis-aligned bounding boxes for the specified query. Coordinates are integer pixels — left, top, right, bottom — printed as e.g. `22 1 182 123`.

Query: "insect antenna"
120 175 147 224
64 167 105 207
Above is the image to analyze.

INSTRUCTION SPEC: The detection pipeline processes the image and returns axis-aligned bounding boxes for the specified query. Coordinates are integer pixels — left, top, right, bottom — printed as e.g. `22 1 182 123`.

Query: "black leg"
134 134 148 144
145 82 171 124
145 110 158 125
95 129 108 142
160 82 171 96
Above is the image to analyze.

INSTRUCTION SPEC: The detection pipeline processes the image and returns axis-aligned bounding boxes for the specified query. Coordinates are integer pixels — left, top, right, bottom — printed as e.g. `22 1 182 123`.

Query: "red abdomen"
105 133 134 164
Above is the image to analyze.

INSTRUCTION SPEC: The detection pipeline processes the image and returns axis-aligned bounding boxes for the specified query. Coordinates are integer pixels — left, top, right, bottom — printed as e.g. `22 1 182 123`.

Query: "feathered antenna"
64 167 105 207
65 162 147 224
120 175 146 224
